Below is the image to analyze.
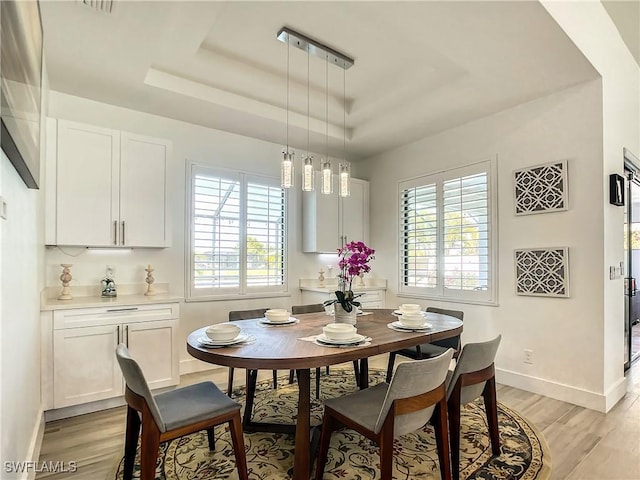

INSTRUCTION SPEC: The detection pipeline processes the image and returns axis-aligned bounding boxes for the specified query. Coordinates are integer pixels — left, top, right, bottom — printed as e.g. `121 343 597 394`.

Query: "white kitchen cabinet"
48 119 171 247
302 177 369 253
44 302 180 410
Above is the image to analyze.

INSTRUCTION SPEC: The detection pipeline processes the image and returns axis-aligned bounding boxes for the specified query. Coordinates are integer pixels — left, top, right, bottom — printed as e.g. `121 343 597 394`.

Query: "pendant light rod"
277 27 354 70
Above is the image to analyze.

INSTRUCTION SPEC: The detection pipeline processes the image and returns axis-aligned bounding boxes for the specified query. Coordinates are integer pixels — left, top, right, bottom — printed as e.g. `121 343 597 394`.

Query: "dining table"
186 308 463 480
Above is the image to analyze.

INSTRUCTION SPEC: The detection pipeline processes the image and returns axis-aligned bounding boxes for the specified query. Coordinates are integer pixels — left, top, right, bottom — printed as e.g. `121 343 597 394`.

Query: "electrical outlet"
524 349 533 364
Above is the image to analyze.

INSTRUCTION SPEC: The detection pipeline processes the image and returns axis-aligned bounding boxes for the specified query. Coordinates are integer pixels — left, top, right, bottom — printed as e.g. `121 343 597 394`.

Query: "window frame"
397 159 498 306
186 162 289 301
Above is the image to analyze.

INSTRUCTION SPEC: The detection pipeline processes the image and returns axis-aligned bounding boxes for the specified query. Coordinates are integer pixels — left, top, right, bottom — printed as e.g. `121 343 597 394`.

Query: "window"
399 161 496 304
188 164 286 299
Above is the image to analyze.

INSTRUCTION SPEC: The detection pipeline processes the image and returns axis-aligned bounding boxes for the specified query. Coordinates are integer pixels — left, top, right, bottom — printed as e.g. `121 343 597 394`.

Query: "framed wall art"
514 247 569 298
514 160 567 215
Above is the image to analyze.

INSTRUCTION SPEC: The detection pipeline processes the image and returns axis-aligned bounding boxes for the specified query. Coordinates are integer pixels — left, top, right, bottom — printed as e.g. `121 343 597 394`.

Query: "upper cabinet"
46 119 171 247
302 177 369 253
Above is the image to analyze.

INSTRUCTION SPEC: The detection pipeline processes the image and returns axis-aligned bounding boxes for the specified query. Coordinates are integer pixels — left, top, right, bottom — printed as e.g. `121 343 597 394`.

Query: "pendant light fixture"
281 34 294 189
320 51 333 195
339 66 350 197
302 44 315 192
276 27 354 195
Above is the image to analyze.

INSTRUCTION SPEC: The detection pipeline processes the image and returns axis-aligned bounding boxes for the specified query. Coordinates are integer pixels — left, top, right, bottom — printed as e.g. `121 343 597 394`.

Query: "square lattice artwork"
515 247 569 297
514 160 567 215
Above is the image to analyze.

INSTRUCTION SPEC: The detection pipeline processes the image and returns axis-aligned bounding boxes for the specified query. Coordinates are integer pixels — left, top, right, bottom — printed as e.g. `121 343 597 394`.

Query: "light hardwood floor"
36 355 640 480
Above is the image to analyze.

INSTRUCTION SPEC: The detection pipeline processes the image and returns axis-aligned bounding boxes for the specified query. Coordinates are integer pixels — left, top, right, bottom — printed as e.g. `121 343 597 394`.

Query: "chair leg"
206 427 216 451
315 367 321 399
353 360 360 387
243 369 258 427
273 369 278 389
139 417 161 480
386 352 396 383
229 412 249 480
123 406 140 480
448 394 461 480
325 366 330 375
482 376 500 456
433 398 451 480
379 418 395 480
289 369 295 384
315 411 337 480
227 367 235 397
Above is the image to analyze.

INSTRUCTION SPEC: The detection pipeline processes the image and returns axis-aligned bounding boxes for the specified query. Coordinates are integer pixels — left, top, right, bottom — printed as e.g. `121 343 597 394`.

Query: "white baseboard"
180 358 223 375
19 404 45 480
496 368 624 413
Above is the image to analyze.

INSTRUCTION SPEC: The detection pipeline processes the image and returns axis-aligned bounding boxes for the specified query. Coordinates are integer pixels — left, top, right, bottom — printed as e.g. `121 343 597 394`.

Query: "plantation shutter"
246 181 285 288
401 183 438 290
192 173 241 291
442 172 490 292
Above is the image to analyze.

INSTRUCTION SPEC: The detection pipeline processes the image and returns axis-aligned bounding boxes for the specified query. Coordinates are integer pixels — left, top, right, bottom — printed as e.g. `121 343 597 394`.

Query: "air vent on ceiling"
77 0 114 14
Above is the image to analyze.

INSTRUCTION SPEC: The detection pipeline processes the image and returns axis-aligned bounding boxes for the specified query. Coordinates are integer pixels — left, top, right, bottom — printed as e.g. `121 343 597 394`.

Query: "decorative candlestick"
326 265 333 278
318 268 325 287
144 264 156 296
357 273 365 287
58 264 73 300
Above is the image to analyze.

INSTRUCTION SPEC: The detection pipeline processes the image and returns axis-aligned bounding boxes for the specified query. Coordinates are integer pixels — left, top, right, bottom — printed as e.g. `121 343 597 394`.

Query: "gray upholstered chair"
316 349 454 480
386 307 463 382
115 344 248 480
227 308 278 395
446 335 502 480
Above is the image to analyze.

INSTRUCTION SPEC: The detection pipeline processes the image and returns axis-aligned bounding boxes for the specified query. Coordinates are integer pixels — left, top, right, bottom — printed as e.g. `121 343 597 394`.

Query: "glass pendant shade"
339 162 351 197
281 151 294 188
302 156 315 191
321 159 333 194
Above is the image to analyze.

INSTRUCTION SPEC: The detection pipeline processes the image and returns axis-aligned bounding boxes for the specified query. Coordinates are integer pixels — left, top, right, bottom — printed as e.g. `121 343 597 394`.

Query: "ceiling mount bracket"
277 27 354 70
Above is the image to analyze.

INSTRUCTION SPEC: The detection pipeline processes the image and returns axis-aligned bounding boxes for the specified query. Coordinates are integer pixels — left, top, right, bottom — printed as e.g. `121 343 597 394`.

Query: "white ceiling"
40 1 599 160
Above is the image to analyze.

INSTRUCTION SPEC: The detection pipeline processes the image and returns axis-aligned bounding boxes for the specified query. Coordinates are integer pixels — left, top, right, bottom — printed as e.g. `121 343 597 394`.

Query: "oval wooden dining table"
186 308 463 480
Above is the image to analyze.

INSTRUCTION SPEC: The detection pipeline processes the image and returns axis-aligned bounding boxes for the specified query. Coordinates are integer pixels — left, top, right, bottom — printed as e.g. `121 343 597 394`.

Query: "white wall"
46 91 340 372
541 0 640 410
362 79 609 409
0 151 45 478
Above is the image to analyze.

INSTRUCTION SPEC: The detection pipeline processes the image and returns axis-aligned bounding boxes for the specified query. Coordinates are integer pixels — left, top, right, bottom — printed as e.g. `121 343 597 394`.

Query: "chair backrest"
115 343 166 431
426 307 464 350
291 304 325 315
446 335 501 405
228 308 267 321
375 349 454 437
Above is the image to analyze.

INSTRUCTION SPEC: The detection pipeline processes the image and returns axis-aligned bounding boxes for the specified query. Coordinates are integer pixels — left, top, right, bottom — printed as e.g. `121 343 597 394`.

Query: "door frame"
624 148 640 370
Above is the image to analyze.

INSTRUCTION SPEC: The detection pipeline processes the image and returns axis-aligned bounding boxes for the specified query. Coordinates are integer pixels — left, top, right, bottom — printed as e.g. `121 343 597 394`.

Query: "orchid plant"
324 241 375 312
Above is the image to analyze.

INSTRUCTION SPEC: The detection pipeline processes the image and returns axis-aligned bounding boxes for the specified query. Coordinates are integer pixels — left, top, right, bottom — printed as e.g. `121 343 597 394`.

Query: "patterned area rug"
113 368 551 480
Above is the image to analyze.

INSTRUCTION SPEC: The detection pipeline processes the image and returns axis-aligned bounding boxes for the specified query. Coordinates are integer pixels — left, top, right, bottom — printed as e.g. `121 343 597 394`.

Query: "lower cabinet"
43 302 180 410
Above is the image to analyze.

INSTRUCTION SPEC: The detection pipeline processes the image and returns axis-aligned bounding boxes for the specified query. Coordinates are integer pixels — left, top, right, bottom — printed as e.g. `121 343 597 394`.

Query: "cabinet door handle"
121 221 125 245
113 220 118 245
117 325 121 343
124 325 129 345
106 307 139 313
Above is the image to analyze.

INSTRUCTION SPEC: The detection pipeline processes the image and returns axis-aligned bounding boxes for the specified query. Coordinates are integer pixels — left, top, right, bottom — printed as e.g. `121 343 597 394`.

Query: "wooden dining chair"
115 344 248 480
316 349 454 480
386 307 464 382
289 304 361 398
228 308 278 396
446 335 502 480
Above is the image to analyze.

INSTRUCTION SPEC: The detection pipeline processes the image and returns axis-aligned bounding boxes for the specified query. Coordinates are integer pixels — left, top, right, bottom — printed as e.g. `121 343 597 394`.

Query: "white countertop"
41 293 183 311
299 278 387 294
299 285 386 293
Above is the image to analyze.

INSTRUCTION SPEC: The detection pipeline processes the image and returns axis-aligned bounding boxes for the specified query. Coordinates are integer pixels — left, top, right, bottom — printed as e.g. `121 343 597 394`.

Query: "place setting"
300 323 371 348
389 303 432 332
197 323 256 348
256 309 300 327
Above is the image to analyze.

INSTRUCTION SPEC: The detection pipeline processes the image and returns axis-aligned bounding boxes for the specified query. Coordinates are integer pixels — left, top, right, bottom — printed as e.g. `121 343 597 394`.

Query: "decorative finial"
58 264 73 300
144 264 156 296
318 268 325 287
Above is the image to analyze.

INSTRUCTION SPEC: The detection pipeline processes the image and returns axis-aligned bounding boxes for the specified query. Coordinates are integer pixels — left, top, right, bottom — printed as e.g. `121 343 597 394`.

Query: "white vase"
334 302 357 325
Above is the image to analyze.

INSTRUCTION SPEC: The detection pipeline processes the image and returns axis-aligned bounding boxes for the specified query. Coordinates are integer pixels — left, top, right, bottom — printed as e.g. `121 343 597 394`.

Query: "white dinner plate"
316 333 366 345
258 317 298 325
198 331 250 346
390 320 432 331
